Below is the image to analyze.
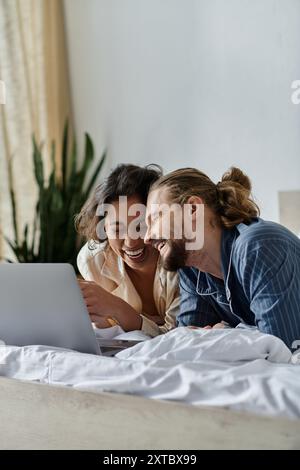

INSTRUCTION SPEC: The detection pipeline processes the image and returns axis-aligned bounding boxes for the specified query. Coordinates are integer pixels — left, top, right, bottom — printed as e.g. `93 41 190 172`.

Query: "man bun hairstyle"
150 166 260 229
215 167 260 228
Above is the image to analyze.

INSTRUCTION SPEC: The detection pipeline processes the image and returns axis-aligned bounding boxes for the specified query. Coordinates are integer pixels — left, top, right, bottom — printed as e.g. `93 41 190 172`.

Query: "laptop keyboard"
97 338 141 357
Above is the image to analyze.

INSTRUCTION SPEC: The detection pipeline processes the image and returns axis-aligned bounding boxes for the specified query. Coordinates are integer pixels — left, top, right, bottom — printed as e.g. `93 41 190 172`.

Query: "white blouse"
77 242 180 337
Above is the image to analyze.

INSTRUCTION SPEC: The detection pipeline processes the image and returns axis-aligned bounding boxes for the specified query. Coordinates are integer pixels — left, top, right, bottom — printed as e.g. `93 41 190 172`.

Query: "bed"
1 377 300 450
0 327 300 449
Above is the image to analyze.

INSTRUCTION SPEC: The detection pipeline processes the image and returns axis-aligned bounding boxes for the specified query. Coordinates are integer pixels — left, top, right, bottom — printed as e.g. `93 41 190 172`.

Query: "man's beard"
161 239 187 271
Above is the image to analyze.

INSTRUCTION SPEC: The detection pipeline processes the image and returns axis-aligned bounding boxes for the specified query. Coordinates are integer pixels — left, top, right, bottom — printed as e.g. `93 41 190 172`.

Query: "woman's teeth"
124 248 145 258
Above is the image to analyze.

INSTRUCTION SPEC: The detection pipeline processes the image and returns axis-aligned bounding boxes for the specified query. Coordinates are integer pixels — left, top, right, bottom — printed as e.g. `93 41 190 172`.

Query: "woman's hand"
78 280 142 331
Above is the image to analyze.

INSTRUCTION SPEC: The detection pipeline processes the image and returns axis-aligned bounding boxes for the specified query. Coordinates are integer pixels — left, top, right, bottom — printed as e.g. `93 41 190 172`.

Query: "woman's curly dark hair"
75 164 162 242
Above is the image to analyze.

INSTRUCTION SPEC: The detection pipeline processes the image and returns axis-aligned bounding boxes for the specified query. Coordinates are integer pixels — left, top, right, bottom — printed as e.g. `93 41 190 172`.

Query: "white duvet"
0 327 300 419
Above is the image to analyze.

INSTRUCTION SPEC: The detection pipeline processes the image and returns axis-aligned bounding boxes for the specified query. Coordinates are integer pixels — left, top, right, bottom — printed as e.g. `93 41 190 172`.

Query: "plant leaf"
32 136 44 188
62 121 69 195
84 150 106 199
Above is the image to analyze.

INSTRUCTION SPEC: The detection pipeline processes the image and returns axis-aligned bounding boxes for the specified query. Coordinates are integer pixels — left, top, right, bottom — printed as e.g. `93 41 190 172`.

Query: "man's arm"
236 238 300 349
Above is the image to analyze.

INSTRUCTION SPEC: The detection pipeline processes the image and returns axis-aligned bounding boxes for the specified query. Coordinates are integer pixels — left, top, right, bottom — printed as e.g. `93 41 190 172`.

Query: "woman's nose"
123 234 142 248
144 224 152 245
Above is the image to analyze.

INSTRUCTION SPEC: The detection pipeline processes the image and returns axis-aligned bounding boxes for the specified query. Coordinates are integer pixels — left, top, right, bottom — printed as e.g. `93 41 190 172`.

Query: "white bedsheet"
0 327 300 419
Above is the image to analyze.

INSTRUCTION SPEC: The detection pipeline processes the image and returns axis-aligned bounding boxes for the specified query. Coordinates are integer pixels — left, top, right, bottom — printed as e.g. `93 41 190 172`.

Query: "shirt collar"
221 227 237 281
196 227 237 294
220 219 260 280
100 245 124 284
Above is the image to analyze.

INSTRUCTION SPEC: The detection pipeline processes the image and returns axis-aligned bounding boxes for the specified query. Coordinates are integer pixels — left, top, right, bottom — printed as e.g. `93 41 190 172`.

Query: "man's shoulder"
235 218 299 253
232 219 300 280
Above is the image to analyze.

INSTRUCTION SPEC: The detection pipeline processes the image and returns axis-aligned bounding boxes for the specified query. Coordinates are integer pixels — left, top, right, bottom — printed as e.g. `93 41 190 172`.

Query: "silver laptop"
0 263 139 356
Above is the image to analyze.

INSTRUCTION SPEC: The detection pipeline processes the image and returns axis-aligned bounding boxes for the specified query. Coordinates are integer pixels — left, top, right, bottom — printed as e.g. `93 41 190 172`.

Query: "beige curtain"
0 0 72 258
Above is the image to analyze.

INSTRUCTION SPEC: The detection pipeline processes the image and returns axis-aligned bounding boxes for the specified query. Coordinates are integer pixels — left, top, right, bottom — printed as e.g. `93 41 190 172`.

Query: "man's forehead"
146 188 178 221
148 187 171 206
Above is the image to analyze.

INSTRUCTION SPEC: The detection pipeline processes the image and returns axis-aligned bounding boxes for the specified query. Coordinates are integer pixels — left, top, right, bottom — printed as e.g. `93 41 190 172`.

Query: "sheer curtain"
0 0 72 258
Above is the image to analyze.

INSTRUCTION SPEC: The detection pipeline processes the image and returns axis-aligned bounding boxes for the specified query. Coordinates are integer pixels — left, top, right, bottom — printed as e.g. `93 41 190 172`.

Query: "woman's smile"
123 246 147 263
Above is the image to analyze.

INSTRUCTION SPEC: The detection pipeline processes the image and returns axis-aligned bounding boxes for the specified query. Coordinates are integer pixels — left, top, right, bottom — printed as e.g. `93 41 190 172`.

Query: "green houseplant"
5 124 106 268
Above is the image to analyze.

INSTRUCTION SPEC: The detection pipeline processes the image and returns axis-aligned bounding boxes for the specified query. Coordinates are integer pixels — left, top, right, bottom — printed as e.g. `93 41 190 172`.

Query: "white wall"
64 0 300 222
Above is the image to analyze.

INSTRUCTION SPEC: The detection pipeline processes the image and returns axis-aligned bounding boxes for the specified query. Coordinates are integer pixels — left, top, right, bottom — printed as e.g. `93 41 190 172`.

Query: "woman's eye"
107 226 120 237
138 222 147 237
116 226 127 238
108 227 119 235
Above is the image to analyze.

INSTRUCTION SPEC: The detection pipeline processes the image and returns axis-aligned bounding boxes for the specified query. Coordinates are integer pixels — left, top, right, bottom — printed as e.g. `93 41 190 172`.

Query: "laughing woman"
75 164 179 336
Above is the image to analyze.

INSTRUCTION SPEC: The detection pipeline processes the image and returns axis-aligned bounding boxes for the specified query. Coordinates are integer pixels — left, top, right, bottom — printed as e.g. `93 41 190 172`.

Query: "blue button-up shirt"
178 218 300 349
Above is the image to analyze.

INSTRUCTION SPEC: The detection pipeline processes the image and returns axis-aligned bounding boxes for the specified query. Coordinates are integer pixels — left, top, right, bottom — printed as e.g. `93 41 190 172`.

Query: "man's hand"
188 322 228 330
203 322 227 329
78 280 142 331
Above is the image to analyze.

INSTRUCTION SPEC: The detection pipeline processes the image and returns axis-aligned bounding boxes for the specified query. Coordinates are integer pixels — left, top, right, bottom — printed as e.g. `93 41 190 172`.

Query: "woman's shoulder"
77 241 108 278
